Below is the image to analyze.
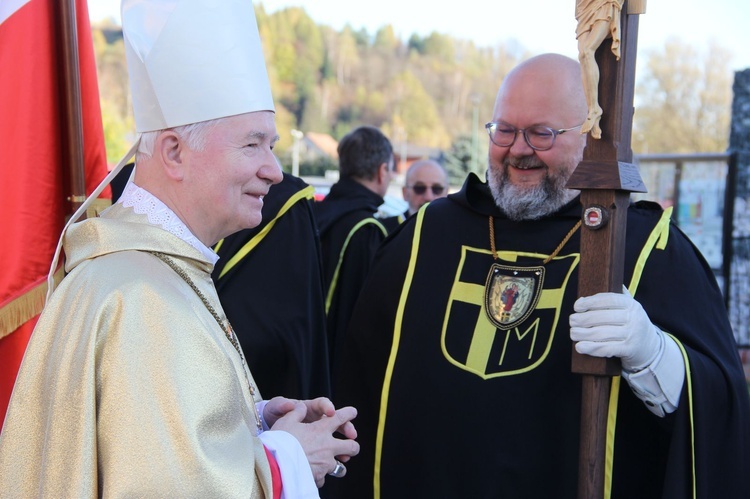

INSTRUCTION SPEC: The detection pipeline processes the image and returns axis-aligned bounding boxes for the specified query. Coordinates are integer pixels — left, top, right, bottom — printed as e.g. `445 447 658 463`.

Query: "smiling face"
180 111 283 245
487 54 588 221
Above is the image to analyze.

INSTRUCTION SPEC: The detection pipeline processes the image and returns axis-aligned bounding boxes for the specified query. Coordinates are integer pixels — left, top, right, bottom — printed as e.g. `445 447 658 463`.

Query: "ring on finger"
328 460 346 478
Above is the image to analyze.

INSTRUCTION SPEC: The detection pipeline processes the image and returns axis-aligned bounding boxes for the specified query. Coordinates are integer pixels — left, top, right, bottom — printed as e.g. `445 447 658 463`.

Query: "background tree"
633 37 733 154
444 133 489 186
91 9 736 182
100 99 133 164
382 71 451 149
92 24 133 164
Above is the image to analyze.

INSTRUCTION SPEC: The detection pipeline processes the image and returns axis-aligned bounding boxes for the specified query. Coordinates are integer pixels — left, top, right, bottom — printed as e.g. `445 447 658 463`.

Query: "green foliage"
264 7 325 124
422 32 455 62
444 135 476 186
633 37 732 154
272 103 298 157
91 11 734 169
383 71 451 148
298 156 338 177
373 25 399 52
407 33 425 54
100 99 134 165
93 27 132 165
443 129 489 188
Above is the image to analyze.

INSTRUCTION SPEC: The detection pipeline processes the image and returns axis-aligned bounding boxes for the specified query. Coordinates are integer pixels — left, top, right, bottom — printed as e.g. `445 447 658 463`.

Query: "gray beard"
488 159 578 221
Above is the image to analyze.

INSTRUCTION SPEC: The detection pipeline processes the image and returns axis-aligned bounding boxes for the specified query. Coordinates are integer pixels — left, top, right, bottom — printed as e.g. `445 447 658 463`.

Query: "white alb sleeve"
258 429 319 499
621 334 685 417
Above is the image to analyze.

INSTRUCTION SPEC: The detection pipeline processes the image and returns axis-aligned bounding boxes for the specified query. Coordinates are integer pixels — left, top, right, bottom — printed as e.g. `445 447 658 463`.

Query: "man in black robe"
314 126 394 381
331 54 750 498
378 159 449 233
213 173 331 400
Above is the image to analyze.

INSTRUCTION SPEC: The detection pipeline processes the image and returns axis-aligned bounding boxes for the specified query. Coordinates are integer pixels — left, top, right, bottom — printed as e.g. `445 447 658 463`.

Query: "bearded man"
329 53 750 499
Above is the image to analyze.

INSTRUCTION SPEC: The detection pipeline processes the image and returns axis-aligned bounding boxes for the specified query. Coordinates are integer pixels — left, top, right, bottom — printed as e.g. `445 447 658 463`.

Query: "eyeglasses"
484 122 583 151
407 184 445 195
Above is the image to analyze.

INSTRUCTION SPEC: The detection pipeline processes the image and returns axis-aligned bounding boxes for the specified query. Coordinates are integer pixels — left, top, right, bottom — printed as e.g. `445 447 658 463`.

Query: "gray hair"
135 118 221 162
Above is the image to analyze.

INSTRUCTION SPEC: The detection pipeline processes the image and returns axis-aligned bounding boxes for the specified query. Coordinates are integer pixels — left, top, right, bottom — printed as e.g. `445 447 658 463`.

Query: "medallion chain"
489 217 582 264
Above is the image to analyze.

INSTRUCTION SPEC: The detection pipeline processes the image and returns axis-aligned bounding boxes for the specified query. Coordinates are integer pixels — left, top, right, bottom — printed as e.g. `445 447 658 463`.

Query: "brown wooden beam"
565 3 646 497
55 0 86 219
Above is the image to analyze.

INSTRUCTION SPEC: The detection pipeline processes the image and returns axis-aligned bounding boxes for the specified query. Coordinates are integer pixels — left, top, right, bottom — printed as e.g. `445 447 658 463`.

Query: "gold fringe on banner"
0 267 64 340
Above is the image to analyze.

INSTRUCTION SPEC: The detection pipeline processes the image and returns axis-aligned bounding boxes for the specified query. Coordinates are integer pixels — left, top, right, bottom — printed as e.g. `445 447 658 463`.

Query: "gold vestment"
0 203 273 497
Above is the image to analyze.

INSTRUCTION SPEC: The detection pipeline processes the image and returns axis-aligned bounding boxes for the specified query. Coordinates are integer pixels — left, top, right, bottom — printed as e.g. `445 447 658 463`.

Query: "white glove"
570 286 664 372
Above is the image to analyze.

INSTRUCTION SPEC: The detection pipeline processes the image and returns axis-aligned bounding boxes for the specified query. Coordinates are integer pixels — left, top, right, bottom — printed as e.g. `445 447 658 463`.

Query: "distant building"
392 144 443 174
298 132 443 173
300 132 338 163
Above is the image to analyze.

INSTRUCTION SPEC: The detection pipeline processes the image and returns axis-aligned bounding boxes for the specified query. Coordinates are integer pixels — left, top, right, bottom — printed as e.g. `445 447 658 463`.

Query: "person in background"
0 1 358 496
402 159 449 216
331 53 750 498
313 126 394 383
212 172 331 401
379 159 449 232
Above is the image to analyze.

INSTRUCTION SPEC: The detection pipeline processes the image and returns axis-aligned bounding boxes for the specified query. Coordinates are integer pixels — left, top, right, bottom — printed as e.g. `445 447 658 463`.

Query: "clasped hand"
569 287 663 371
264 396 359 487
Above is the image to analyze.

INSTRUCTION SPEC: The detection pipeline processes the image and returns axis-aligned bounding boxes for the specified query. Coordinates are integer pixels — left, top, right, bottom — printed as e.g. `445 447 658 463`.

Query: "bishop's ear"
156 130 185 181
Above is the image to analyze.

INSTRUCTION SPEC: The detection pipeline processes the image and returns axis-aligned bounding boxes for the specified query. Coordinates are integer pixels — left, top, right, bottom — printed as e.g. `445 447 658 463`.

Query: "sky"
89 0 750 72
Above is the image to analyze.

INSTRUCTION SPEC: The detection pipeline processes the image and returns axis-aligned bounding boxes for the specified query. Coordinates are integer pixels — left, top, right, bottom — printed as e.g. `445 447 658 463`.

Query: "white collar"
118 181 219 264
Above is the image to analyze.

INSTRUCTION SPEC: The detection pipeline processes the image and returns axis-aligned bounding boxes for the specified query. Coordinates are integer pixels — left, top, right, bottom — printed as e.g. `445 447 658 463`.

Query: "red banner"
0 0 110 425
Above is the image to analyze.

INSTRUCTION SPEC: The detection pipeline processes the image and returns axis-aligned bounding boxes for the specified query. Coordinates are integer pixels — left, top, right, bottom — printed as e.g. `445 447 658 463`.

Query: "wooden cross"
565 1 647 497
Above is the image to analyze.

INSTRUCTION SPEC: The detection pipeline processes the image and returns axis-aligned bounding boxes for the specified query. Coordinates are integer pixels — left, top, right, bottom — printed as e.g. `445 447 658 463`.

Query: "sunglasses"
408 184 445 195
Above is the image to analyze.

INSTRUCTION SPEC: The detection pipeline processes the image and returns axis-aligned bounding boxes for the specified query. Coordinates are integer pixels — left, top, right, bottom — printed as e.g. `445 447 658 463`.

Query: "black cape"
332 173 750 499
314 177 388 379
212 173 330 400
377 210 408 234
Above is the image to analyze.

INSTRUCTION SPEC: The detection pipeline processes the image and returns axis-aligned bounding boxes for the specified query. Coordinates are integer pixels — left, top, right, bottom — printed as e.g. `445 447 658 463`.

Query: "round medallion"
583 205 609 229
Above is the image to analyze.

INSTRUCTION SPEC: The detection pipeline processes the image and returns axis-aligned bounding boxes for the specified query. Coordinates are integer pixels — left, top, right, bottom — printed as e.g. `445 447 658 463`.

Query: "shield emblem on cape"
440 247 579 378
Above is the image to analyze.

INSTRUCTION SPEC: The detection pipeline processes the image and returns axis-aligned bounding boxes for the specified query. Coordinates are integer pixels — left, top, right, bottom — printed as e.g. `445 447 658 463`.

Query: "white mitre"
122 0 274 132
46 0 275 300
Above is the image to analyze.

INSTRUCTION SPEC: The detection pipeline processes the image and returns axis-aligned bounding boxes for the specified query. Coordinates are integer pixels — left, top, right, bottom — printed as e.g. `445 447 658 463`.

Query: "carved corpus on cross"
567 1 648 498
